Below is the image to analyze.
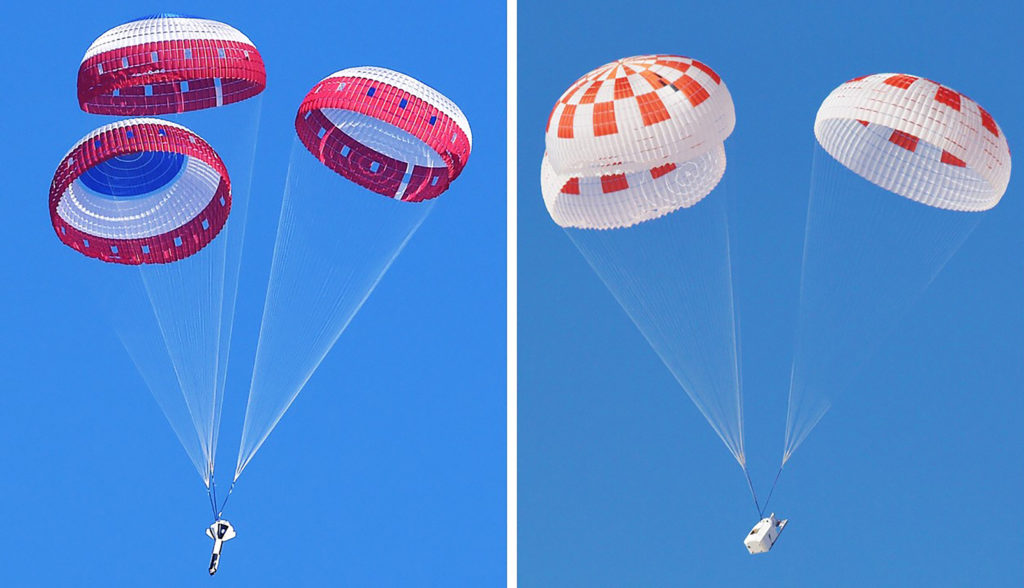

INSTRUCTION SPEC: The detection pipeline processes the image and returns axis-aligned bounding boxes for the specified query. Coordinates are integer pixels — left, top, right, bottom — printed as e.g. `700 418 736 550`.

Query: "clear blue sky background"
519 1 1024 585
0 0 505 584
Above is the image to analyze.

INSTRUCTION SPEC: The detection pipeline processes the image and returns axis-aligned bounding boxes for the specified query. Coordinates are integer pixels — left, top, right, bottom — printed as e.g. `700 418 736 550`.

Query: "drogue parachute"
784 74 1011 466
541 55 752 497
234 67 472 480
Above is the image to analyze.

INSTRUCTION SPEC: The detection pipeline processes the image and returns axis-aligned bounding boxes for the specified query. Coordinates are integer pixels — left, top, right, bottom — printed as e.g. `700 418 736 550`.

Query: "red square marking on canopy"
889 129 919 151
613 77 634 99
690 60 721 84
934 86 961 111
593 102 618 136
636 92 671 126
579 81 603 104
884 74 917 89
856 120 869 126
561 177 580 194
601 173 629 193
940 150 966 167
558 104 577 139
978 106 999 137
639 70 667 91
673 75 710 106
655 59 691 75
650 162 677 179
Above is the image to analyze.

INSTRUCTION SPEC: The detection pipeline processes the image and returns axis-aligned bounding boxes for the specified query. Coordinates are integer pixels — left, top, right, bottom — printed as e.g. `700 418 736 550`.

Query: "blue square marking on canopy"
370 161 381 173
399 98 408 109
367 87 376 97
341 145 351 157
174 236 183 247
429 115 437 125
141 244 150 254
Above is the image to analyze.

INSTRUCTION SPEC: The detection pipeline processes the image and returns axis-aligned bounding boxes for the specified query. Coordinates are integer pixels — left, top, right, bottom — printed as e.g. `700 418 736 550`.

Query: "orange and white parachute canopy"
541 54 735 230
814 74 1011 211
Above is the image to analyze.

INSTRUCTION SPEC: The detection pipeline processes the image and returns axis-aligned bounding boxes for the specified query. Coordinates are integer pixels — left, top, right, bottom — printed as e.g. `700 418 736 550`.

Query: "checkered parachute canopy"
814 73 1011 211
541 54 735 230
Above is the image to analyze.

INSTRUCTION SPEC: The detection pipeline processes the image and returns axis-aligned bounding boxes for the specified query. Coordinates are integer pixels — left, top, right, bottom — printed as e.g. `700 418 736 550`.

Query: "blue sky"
519 0 1024 585
0 0 504 585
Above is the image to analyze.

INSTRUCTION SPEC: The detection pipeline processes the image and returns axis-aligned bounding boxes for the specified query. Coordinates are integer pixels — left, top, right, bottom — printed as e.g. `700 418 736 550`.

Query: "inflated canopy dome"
295 66 472 202
78 14 266 115
814 73 1011 211
541 54 735 229
49 118 231 265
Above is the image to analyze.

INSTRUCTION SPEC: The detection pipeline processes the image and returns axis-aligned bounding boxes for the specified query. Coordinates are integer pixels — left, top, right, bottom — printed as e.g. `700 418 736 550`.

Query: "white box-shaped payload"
744 513 787 554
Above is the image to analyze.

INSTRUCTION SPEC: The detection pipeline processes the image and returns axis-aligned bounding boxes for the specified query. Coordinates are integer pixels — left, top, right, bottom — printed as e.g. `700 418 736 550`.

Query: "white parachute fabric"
542 55 745 465
784 74 1010 464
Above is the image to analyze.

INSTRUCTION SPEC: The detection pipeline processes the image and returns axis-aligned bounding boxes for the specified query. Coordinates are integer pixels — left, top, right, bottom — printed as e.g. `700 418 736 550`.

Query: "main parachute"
542 54 734 229
539 55 749 476
813 73 1010 212
49 118 230 264
235 66 472 479
784 73 1011 464
295 66 472 201
78 13 266 115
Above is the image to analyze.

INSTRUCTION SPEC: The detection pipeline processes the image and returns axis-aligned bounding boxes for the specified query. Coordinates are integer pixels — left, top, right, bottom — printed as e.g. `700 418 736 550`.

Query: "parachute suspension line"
207 484 219 520
235 140 435 480
217 481 237 518
759 466 784 518
210 96 265 469
783 141 844 461
742 467 761 517
567 191 746 465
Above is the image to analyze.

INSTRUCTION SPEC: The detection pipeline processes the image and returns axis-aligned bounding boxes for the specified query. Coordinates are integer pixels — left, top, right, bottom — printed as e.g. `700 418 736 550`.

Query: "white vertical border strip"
506 0 518 585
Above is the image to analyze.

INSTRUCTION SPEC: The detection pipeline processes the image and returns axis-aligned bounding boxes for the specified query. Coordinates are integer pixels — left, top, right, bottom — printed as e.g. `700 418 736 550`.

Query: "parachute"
540 55 751 494
50 119 230 264
784 74 1011 465
234 67 472 480
77 13 266 115
62 15 265 510
50 119 231 485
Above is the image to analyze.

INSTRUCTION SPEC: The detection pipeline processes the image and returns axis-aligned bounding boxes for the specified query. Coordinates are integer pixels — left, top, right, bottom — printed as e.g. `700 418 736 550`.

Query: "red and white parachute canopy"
49 118 231 265
541 54 735 230
295 66 472 202
78 14 266 115
815 74 1011 211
